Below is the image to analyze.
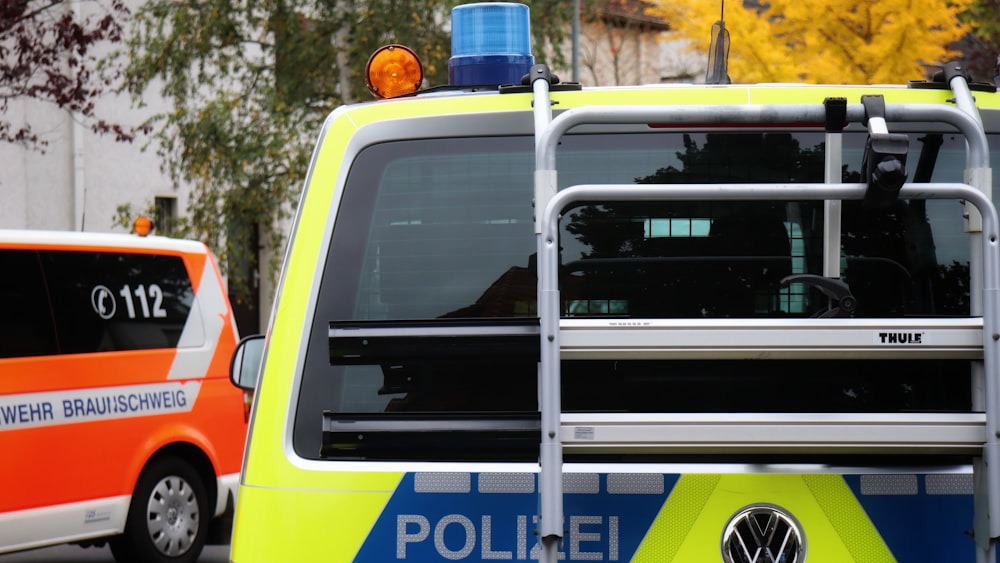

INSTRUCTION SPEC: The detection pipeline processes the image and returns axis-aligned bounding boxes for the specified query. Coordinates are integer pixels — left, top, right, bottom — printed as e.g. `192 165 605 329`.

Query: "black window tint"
296 137 538 458
0 250 58 358
561 200 806 317
320 132 974 322
558 132 972 318
295 131 980 460
39 251 193 353
351 138 537 320
842 133 972 317
561 359 971 414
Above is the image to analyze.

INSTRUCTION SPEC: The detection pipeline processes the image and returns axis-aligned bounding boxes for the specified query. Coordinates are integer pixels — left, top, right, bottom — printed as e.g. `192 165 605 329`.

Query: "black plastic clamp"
823 97 847 133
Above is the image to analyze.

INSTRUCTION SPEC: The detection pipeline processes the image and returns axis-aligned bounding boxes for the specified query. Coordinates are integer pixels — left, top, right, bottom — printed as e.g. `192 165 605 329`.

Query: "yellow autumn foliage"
647 0 974 84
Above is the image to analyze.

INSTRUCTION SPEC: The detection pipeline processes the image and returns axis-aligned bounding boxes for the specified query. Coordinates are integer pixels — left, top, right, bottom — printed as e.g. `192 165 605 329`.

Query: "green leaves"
124 0 573 300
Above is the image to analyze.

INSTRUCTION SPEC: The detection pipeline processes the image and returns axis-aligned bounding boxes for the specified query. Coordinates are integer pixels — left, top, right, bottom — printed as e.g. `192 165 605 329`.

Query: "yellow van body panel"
231 475 403 562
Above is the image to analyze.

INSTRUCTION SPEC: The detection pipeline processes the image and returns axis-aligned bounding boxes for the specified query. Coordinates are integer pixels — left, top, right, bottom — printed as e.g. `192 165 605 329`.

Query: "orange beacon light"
365 44 424 99
132 216 154 237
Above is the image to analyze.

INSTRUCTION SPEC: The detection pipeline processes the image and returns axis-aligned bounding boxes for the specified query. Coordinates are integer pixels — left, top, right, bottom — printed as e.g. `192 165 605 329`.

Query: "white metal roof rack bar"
530 73 999 563
560 412 987 455
559 317 984 360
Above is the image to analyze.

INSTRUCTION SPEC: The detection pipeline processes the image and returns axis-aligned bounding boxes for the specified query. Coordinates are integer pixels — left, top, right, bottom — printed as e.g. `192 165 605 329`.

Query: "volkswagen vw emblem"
722 503 806 563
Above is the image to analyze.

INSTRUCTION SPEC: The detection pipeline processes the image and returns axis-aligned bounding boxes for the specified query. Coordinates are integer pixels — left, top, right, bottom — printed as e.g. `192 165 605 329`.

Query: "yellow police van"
230 3 1000 561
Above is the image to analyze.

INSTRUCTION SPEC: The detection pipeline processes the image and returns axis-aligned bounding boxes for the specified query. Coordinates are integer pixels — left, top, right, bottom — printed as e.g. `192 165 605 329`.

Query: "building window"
155 197 177 236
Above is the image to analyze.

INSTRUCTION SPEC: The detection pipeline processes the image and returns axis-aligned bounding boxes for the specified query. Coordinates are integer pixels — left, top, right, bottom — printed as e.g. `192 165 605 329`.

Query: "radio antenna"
705 0 731 84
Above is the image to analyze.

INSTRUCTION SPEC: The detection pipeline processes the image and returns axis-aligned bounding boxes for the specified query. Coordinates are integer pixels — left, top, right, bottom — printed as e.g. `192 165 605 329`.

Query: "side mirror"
230 335 265 390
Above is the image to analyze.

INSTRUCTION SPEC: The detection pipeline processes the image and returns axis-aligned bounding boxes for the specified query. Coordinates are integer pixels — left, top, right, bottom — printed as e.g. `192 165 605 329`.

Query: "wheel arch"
133 441 221 519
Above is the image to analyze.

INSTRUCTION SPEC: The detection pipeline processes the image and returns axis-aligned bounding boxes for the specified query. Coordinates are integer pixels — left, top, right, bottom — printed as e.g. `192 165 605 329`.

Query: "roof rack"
528 68 1000 562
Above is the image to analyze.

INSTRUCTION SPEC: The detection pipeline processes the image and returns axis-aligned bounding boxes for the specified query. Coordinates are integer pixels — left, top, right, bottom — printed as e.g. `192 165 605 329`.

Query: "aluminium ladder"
528 67 1000 563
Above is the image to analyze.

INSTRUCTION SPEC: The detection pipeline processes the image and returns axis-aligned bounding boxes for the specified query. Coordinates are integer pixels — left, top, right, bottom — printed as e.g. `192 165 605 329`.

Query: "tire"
110 457 210 563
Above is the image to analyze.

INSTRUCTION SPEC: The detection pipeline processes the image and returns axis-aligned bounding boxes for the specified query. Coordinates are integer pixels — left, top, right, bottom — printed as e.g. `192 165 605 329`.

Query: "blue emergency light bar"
449 2 534 87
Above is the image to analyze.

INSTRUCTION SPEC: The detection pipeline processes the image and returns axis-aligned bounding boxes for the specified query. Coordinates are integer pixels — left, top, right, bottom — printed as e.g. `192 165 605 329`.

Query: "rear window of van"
0 250 194 358
291 130 992 460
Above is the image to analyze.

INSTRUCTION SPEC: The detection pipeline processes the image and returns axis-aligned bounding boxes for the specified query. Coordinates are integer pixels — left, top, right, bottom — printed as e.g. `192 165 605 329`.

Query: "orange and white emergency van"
0 228 246 563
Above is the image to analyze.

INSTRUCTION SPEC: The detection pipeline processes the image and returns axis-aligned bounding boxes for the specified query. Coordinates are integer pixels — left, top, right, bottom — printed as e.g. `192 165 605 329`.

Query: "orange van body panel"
0 231 246 550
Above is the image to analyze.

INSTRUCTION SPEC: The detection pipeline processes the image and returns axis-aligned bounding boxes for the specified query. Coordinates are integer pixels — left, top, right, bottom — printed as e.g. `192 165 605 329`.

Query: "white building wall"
0 96 186 233
1 1 186 235
0 98 76 229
